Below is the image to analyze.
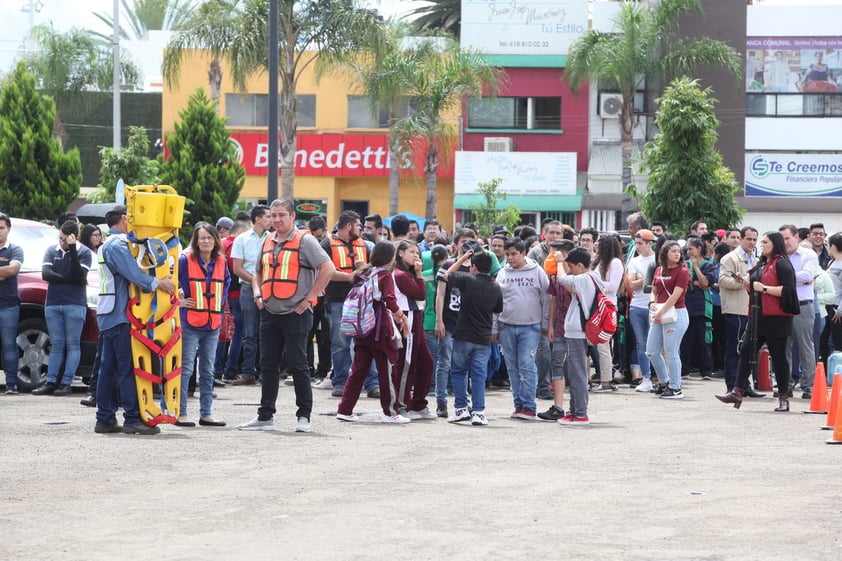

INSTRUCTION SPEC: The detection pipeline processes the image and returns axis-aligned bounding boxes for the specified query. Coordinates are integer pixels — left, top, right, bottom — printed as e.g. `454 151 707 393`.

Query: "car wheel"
16 318 51 392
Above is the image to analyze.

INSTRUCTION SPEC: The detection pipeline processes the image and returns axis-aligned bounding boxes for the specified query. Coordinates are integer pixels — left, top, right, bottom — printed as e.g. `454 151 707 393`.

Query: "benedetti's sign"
228 132 452 178
745 153 842 197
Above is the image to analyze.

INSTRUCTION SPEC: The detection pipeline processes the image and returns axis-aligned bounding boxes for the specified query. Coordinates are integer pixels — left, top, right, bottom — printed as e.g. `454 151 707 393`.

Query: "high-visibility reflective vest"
185 254 227 329
328 235 369 273
260 230 308 301
97 234 127 316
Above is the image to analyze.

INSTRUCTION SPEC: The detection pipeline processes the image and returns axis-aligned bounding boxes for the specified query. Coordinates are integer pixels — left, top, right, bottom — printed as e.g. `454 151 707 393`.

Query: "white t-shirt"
627 253 656 309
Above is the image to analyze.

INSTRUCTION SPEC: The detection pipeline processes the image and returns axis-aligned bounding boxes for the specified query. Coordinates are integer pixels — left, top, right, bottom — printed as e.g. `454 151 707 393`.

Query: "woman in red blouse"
716 231 797 411
646 241 690 399
393 240 435 419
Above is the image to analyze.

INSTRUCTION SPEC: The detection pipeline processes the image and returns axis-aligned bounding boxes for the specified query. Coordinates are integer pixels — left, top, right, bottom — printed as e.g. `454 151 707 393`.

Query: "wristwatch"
762 286 768 293
254 295 262 301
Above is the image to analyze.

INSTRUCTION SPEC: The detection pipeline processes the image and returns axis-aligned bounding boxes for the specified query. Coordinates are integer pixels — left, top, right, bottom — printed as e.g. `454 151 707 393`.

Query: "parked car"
3 218 99 392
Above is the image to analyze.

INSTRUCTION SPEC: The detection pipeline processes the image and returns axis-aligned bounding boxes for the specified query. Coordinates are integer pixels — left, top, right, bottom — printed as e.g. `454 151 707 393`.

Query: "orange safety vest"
329 235 369 273
185 254 227 329
260 229 309 301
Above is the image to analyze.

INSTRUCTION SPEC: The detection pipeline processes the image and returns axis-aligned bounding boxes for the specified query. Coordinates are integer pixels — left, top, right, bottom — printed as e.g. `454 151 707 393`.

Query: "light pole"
112 0 121 149
267 0 279 202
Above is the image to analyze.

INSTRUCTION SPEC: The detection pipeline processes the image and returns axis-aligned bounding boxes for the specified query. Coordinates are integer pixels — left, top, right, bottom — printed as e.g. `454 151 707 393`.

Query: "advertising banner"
460 0 587 56
746 36 842 93
455 151 576 195
745 153 842 197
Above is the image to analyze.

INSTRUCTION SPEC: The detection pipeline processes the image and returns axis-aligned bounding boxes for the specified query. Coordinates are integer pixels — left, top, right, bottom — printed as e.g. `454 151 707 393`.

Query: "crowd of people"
2 204 840 434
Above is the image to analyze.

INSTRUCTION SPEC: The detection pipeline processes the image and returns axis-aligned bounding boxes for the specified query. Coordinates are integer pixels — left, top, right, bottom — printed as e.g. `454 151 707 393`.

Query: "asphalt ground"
2 374 841 561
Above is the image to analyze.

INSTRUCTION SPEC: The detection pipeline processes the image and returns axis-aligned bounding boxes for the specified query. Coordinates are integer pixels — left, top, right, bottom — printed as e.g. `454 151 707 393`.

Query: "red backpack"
578 275 618 345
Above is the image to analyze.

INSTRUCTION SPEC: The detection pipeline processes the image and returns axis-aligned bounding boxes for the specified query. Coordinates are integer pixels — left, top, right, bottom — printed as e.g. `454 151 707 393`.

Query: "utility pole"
112 0 121 148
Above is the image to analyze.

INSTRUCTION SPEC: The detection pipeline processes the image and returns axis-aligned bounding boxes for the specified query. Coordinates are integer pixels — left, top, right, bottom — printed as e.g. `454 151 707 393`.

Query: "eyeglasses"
810 232 826 237
91 231 102 237
197 237 215 242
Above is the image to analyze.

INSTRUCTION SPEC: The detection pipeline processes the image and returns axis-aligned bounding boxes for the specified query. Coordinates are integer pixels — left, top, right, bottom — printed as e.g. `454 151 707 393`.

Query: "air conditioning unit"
484 137 514 152
599 93 623 118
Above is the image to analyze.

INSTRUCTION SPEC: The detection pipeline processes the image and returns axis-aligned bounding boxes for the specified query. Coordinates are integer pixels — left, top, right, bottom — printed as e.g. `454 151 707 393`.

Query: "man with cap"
492 224 509 237
95 205 176 435
625 229 657 391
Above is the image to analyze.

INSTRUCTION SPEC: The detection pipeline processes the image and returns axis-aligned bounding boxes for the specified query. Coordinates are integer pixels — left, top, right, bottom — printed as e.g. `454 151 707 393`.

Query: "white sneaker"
471 411 488 426
237 417 274 431
415 408 438 420
635 378 654 393
295 417 311 433
313 377 333 390
448 407 471 423
381 414 411 424
336 413 359 422
403 410 422 420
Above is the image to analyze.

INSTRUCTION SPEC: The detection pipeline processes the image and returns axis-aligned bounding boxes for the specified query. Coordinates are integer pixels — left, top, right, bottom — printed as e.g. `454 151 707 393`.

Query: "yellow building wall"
162 50 458 230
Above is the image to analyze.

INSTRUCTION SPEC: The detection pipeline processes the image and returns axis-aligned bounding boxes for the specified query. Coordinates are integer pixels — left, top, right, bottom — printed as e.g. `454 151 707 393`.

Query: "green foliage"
159 88 244 244
92 0 196 40
0 64 82 220
408 0 461 37
466 178 520 237
94 126 160 201
638 77 743 235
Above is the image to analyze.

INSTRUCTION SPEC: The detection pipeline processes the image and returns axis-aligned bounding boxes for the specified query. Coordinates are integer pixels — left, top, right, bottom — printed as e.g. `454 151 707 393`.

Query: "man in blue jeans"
230 205 271 385
95 206 175 435
439 249 503 426
0 213 23 394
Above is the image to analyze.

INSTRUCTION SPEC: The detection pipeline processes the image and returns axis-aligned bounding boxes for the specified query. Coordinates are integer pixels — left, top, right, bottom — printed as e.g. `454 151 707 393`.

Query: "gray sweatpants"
565 337 590 418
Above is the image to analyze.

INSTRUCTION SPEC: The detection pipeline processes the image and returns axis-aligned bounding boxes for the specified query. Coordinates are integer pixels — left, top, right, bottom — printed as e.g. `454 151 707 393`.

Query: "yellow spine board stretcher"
124 184 186 426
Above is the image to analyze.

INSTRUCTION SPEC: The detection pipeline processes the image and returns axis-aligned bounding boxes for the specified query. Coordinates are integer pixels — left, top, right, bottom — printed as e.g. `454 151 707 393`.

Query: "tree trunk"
388 149 399 216
208 60 223 109
424 141 438 219
619 93 636 227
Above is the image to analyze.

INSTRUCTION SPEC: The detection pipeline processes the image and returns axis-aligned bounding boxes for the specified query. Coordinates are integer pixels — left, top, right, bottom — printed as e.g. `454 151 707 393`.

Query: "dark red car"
6 218 99 392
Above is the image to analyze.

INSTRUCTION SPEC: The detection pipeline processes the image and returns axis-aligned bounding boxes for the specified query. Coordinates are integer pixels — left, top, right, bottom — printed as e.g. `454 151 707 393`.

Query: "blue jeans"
646 308 690 390
180 324 220 418
239 285 259 377
214 297 243 377
628 306 651 377
327 302 377 390
498 323 541 413
96 323 141 426
450 339 491 412
45 304 87 385
434 330 454 407
0 306 20 389
425 330 440 395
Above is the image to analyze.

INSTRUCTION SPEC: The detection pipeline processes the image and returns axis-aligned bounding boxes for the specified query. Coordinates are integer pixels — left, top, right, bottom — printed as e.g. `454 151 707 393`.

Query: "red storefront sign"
228 132 453 178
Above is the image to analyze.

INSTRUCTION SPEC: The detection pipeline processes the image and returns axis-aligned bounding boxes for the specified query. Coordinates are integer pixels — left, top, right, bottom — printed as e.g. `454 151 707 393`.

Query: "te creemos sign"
746 153 842 197
228 132 454 178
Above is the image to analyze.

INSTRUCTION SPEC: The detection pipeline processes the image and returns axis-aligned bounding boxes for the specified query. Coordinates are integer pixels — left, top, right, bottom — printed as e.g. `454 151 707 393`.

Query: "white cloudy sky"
0 0 423 73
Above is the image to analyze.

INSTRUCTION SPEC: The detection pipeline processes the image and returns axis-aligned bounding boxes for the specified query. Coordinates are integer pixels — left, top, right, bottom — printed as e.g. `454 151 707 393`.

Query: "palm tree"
565 0 741 194
407 0 461 38
163 0 386 200
316 23 418 215
397 37 504 219
92 0 196 40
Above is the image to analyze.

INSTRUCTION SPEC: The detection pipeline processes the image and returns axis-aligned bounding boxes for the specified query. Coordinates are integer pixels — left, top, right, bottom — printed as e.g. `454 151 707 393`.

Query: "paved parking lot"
2 376 840 561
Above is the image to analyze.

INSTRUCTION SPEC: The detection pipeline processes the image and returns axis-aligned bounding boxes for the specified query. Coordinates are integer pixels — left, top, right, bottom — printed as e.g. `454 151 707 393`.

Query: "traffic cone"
757 347 772 392
825 384 842 444
822 373 842 430
804 363 829 414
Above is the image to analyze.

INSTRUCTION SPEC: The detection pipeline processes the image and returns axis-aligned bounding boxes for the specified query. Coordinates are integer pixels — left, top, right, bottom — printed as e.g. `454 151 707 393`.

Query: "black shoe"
744 386 766 398
802 391 812 400
80 394 96 407
653 384 667 396
367 387 380 399
537 405 565 421
32 382 58 395
53 384 72 397
536 390 554 400
213 379 227 388
122 423 161 435
94 423 122 434
436 404 448 418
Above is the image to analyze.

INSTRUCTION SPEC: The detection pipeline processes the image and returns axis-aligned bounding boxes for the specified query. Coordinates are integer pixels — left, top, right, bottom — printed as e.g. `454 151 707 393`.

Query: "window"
346 96 415 128
746 93 842 117
225 93 316 127
467 96 561 130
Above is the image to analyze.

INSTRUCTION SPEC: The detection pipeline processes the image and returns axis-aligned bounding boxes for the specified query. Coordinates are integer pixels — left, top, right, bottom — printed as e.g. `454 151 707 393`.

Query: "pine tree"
159 88 245 241
0 63 82 220
637 77 743 234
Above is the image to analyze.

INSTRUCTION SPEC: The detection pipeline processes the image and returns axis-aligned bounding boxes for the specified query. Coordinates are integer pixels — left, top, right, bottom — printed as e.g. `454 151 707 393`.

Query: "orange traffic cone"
804 363 829 414
757 347 772 392
825 384 842 444
822 373 842 430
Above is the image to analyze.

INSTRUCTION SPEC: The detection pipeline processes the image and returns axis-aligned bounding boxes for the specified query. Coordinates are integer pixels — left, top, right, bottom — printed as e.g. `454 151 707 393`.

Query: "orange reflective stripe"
260 230 305 301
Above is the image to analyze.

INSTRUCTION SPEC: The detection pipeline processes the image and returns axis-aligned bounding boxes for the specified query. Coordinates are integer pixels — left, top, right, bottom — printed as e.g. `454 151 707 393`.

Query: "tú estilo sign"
745 153 842 197
228 132 453 178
